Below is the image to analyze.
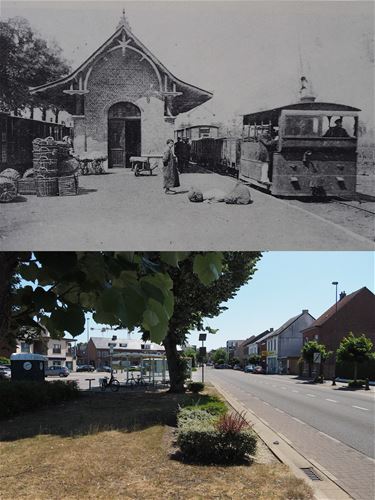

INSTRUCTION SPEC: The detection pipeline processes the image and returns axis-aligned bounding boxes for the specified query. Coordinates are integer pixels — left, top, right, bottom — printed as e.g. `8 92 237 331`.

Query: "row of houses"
230 287 375 378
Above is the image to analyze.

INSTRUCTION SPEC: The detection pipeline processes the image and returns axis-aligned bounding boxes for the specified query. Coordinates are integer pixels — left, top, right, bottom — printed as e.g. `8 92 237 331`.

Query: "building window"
53 344 61 354
53 360 61 366
314 334 319 340
119 343 128 348
20 342 31 353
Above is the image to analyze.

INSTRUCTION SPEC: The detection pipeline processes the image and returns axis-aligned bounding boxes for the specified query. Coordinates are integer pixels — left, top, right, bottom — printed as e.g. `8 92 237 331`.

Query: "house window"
53 344 61 354
119 343 128 348
141 344 151 350
52 360 61 366
20 342 30 353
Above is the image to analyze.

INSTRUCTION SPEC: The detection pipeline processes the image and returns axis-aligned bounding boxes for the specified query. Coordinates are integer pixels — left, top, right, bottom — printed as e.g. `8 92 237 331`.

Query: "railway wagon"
239 101 361 197
190 136 240 175
190 137 219 169
0 112 71 176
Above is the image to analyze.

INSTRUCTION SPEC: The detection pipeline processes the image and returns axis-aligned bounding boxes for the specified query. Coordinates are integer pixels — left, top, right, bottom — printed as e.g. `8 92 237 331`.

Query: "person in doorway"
174 136 184 173
162 139 180 194
323 118 349 138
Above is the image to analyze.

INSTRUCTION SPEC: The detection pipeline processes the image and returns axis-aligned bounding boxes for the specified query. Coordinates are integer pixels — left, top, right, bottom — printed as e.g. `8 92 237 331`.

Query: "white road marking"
275 408 284 413
306 394 316 397
325 398 338 403
263 401 270 406
352 405 369 411
318 431 341 444
292 417 306 425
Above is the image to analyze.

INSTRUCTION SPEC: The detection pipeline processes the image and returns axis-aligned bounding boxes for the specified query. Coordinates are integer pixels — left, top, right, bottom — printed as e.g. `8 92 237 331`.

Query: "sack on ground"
188 187 203 202
224 182 252 205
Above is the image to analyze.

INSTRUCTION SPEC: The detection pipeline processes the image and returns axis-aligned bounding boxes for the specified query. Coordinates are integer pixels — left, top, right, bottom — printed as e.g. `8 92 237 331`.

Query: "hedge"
177 406 257 464
0 380 80 419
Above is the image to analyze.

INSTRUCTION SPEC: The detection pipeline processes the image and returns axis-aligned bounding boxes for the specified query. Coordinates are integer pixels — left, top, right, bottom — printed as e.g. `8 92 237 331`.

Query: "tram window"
285 115 320 136
322 116 355 138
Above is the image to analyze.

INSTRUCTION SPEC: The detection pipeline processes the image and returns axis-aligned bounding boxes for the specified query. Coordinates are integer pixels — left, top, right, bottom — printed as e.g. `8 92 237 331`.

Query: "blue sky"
73 251 374 350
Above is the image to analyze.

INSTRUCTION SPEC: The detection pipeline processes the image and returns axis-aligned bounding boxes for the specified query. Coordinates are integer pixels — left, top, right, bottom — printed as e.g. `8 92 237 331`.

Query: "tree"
336 333 374 383
301 340 331 378
212 348 229 365
2 251 261 392
248 354 261 365
0 17 70 114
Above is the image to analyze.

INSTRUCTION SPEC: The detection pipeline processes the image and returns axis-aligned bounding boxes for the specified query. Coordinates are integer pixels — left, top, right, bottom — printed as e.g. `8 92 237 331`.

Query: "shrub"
216 411 249 433
183 399 227 416
176 407 257 464
0 380 80 419
348 379 366 388
187 382 204 393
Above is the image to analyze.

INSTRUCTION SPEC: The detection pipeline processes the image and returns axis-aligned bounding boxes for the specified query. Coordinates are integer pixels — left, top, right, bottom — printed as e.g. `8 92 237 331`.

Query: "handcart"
130 156 159 176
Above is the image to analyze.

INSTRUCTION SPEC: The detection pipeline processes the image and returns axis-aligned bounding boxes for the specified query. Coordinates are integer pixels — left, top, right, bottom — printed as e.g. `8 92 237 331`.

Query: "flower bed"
176 404 257 464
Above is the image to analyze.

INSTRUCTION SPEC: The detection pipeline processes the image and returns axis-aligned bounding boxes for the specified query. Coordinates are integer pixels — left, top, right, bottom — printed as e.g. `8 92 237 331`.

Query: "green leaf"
18 262 39 282
160 252 191 267
142 298 169 344
32 287 57 311
112 270 138 288
193 252 223 285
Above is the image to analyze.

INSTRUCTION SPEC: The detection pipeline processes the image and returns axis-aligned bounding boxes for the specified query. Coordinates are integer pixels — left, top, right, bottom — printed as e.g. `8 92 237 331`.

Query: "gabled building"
302 287 375 378
261 310 315 374
12 337 77 371
233 336 255 366
87 337 164 368
30 11 212 168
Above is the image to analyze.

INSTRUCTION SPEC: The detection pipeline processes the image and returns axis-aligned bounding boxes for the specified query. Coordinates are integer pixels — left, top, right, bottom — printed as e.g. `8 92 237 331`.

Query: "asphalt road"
1 168 373 250
207 369 374 457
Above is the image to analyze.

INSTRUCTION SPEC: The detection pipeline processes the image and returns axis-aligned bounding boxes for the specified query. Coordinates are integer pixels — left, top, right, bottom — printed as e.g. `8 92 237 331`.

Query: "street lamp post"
199 334 207 384
332 281 339 380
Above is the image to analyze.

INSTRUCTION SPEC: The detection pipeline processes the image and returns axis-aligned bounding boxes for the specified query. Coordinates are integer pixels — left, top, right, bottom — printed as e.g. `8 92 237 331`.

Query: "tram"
239 100 360 197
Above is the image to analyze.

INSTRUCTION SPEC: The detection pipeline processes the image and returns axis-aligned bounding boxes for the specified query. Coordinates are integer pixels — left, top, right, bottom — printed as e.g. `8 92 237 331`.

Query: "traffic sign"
313 352 321 363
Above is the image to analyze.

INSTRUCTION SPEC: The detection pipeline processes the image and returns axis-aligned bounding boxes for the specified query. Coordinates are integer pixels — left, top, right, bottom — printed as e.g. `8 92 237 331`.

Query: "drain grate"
301 468 322 481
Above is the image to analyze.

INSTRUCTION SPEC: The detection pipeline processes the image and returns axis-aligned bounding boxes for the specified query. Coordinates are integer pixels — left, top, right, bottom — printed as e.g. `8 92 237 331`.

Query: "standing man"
174 136 184 173
182 137 191 173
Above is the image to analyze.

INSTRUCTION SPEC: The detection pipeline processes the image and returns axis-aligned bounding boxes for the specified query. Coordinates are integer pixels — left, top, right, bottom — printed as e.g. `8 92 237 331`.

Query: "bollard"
365 378 370 391
332 377 336 386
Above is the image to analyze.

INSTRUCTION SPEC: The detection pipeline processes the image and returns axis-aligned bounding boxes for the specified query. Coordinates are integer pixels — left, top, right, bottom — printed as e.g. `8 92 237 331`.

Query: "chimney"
302 309 308 313
299 76 316 103
269 328 274 332
339 291 346 301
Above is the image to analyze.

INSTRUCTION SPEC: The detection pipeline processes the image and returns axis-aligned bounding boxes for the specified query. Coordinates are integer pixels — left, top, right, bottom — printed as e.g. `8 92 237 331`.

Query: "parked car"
214 363 232 369
0 364 11 380
76 364 95 372
253 366 265 374
244 364 255 373
233 365 243 371
96 366 112 372
45 365 70 377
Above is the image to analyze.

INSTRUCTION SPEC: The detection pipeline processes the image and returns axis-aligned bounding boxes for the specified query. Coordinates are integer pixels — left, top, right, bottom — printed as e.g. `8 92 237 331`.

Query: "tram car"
190 136 241 176
239 100 361 197
0 112 71 176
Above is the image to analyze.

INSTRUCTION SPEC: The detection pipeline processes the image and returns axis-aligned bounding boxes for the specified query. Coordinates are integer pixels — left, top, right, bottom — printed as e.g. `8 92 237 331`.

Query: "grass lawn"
0 387 313 499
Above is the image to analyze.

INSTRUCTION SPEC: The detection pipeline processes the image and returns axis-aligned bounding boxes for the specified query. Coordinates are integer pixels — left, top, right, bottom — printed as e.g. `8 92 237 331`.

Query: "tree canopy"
2 251 261 392
0 17 70 113
336 333 374 381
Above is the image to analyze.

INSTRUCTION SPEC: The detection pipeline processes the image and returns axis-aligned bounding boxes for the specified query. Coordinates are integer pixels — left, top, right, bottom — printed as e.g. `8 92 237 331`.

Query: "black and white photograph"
0 0 374 249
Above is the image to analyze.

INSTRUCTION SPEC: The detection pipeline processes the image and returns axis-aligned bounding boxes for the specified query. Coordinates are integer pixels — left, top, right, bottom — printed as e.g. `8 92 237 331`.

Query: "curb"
212 381 353 500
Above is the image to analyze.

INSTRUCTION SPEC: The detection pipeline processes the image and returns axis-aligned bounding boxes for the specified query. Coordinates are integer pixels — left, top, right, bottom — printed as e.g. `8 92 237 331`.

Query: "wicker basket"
36 177 58 197
35 157 58 178
58 175 79 196
18 178 36 195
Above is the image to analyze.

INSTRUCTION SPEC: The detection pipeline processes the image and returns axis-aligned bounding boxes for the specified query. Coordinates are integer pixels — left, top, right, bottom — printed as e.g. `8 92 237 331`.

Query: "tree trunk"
0 253 18 347
163 332 186 393
30 107 34 120
54 109 59 124
42 107 47 121
354 361 358 382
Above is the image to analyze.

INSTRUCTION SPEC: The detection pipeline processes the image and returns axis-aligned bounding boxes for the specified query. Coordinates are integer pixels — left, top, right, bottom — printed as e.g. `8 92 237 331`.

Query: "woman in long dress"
162 139 180 194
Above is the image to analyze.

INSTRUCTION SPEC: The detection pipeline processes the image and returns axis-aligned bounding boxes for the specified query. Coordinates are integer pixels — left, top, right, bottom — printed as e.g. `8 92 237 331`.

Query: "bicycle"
101 371 120 392
124 373 147 388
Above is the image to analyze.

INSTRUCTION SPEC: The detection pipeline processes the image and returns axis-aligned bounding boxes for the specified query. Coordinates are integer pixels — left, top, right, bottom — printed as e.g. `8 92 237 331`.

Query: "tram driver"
323 118 349 138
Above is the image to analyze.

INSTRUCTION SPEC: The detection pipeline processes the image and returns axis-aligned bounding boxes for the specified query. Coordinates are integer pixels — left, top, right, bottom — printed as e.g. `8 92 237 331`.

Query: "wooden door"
108 119 126 167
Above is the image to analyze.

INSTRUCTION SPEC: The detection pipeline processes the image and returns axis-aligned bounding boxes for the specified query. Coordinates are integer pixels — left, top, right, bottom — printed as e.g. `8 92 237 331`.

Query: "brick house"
30 11 212 168
247 329 274 370
233 336 255 366
87 337 164 368
4 336 77 371
302 287 375 378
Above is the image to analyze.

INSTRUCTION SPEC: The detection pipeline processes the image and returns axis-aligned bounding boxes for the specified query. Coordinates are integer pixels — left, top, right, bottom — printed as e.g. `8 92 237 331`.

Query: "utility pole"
332 281 339 379
199 333 207 384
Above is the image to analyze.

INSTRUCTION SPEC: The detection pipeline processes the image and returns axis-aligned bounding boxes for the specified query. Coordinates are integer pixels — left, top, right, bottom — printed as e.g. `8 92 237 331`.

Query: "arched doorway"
108 102 141 168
